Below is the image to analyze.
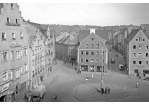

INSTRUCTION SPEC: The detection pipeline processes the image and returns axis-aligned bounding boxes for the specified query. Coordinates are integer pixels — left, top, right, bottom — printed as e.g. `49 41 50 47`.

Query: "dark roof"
78 30 90 42
95 30 114 41
79 30 115 42
121 28 127 34
57 35 78 45
27 21 48 38
124 29 140 43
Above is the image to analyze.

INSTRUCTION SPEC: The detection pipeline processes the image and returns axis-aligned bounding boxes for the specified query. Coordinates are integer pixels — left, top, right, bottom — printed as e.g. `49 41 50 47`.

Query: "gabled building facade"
55 33 79 64
0 3 29 102
125 29 149 77
77 29 108 72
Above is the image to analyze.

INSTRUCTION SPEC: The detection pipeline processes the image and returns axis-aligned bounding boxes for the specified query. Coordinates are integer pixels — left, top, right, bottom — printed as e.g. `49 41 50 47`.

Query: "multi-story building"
77 29 108 72
44 26 55 77
0 3 29 102
124 29 149 77
55 33 79 63
24 21 55 91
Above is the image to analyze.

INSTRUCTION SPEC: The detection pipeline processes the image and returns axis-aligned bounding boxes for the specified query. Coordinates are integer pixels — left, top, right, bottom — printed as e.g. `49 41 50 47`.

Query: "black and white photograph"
0 0 149 103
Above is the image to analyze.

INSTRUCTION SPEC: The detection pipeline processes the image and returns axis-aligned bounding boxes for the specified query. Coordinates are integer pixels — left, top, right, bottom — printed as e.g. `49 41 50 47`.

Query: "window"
86 44 89 48
86 51 89 55
91 51 94 55
86 59 89 62
20 66 23 74
7 18 10 23
143 39 145 41
12 33 15 40
3 52 8 62
139 37 142 41
139 61 142 64
20 49 23 57
16 19 19 24
3 72 8 81
2 32 6 40
96 44 99 48
20 31 23 39
146 53 148 57
91 38 94 41
133 61 136 64
136 39 138 41
24 64 28 72
146 45 149 49
16 69 20 79
24 48 27 56
0 7 3 14
10 51 13 60
18 51 20 59
81 51 83 55
91 44 94 49
11 3 14 9
90 59 94 62
146 61 148 65
133 45 136 49
133 53 136 57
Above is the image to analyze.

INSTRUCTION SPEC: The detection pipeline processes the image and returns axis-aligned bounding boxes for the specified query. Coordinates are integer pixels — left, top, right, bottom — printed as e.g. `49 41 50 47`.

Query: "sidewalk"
15 70 58 102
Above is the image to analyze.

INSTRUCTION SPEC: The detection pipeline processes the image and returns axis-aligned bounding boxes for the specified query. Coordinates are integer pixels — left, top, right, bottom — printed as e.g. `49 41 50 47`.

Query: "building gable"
78 33 107 50
130 29 149 44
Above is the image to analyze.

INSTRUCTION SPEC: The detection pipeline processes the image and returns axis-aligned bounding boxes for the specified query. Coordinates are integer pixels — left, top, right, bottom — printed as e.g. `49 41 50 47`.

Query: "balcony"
6 22 20 26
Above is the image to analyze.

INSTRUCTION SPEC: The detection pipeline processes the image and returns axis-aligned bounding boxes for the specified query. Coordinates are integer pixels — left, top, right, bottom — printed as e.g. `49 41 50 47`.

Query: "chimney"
90 29 95 34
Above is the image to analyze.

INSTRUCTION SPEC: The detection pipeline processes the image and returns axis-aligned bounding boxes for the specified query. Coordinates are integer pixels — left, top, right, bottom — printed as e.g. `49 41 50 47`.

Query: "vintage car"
25 85 46 102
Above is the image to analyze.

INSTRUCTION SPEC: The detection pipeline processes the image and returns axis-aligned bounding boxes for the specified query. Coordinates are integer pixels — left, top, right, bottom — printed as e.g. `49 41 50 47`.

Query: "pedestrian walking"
105 87 108 94
101 88 103 94
108 87 110 94
75 68 77 72
136 83 139 88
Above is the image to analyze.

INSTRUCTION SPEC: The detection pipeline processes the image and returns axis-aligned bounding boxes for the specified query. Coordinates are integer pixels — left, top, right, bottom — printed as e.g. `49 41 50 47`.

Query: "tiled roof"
79 30 115 42
124 29 140 43
121 28 127 34
57 35 78 45
27 21 48 38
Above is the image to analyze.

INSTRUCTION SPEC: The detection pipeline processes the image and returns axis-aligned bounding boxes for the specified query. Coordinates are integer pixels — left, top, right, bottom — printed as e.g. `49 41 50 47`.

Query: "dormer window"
11 3 14 10
91 38 94 41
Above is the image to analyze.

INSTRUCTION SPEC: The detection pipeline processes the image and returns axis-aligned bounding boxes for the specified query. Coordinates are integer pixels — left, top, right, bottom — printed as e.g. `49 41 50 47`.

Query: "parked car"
111 58 115 63
119 64 124 70
26 85 46 102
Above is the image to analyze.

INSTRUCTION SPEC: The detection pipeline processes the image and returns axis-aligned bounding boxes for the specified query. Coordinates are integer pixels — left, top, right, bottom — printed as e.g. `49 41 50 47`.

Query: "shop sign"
0 83 9 94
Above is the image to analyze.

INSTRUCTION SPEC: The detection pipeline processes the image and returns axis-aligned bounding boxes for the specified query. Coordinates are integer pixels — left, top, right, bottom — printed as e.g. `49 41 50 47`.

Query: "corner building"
0 3 29 102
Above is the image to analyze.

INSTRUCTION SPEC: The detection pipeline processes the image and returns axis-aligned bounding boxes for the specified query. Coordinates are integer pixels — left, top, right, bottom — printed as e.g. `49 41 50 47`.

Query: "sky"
18 3 149 26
